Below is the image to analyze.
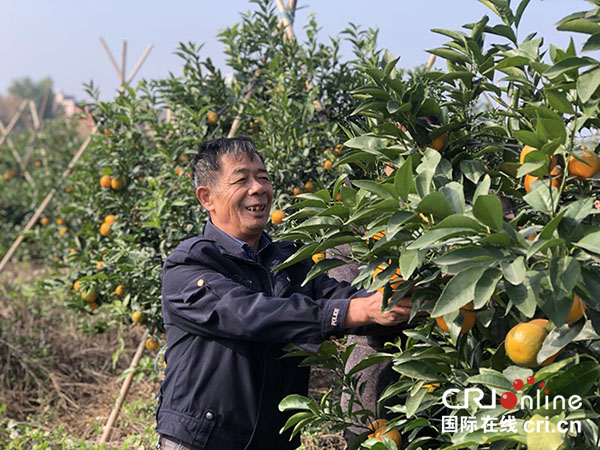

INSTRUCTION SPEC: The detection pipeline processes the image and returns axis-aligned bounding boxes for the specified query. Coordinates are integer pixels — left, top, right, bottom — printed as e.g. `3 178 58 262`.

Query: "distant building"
53 92 94 134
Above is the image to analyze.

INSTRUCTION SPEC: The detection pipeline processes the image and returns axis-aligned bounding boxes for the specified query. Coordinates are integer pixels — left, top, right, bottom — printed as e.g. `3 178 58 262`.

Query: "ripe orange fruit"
368 419 402 447
131 311 146 324
104 214 117 225
304 181 315 192
520 145 558 169
82 290 97 303
73 280 81 291
99 222 112 236
372 264 404 293
175 166 183 177
40 217 49 226
100 175 112 188
323 160 333 170
323 148 331 155
526 318 560 366
366 230 386 243
145 337 160 351
89 301 98 312
271 210 285 225
96 261 105 270
505 322 547 367
292 187 304 196
568 149 600 179
65 187 73 193
58 227 68 237
550 166 562 189
115 285 126 298
206 111 219 125
3 172 10 181
430 133 448 151
334 144 344 155
435 302 476 335
111 177 124 190
275 86 281 93
70 248 77 254
103 128 112 137
312 253 326 264
566 294 586 323
423 382 440 393
524 174 537 193
336 192 342 202
56 218 65 225
34 160 42 167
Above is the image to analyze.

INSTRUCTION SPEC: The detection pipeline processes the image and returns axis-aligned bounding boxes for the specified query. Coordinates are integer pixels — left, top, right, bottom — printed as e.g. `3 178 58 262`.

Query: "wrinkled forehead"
219 151 266 174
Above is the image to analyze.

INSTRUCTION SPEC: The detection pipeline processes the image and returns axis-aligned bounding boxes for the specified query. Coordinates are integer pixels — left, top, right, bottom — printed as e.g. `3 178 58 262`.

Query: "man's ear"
196 186 214 212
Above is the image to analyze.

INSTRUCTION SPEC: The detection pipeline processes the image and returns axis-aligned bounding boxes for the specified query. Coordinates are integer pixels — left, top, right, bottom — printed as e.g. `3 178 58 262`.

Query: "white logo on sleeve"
331 307 340 326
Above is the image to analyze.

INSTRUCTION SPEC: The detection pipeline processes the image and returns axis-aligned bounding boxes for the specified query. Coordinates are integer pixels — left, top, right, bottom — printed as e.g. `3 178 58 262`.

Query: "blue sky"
1 1 591 101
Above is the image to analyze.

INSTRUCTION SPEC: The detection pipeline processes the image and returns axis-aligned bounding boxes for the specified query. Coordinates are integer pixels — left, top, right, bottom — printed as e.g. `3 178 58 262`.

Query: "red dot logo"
500 392 518 409
512 379 524 390
527 376 536 384
539 381 546 388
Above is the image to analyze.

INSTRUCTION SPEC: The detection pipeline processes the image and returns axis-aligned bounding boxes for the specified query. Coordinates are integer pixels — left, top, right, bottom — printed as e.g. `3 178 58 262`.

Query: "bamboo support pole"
29 100 40 131
38 86 50 124
100 37 123 79
425 54 436 71
121 41 127 85
0 99 28 148
125 44 153 85
227 52 269 138
0 126 97 273
98 332 148 445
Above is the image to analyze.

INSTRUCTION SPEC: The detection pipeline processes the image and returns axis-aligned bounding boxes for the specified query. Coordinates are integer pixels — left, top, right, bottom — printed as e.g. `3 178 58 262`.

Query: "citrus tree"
0 115 85 260
277 1 600 449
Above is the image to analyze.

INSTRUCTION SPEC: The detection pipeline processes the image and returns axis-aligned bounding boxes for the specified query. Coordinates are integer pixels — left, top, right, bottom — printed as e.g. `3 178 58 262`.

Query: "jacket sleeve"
161 247 361 345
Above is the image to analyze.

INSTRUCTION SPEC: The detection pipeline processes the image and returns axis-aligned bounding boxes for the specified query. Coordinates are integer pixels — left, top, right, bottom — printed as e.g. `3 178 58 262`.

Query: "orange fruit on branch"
292 187 303 196
372 264 404 293
99 222 112 236
145 337 160 351
271 210 285 225
40 217 49 226
566 294 586 323
368 419 402 446
311 253 326 264
568 149 600 179
430 133 448 151
104 214 117 225
206 111 219 125
323 160 333 170
303 181 315 193
435 302 476 335
115 285 126 298
526 318 561 366
505 322 547 367
110 177 125 191
100 175 112 188
131 311 146 324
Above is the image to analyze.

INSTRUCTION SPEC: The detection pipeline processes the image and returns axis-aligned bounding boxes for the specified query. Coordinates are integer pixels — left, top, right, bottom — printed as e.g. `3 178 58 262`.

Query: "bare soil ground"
0 262 346 449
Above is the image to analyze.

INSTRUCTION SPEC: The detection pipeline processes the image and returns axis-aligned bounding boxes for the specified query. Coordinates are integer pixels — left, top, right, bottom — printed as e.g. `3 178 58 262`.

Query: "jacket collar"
203 220 271 261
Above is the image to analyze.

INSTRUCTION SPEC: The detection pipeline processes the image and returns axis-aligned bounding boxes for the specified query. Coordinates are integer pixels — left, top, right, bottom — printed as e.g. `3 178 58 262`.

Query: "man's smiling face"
196 152 273 248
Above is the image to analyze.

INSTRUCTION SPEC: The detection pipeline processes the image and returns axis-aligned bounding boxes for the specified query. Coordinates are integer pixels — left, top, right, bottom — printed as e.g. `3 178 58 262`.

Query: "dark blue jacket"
156 221 364 449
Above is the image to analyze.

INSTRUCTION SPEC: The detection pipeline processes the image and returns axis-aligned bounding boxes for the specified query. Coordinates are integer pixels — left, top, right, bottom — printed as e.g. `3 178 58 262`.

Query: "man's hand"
345 292 413 328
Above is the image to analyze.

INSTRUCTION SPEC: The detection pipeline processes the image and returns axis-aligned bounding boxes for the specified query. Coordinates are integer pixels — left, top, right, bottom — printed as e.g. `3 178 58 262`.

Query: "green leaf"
573 230 600 255
538 320 584 363
539 209 567 240
473 195 503 231
301 258 347 287
431 266 487 317
394 157 415 202
473 174 491 204
432 214 486 231
405 387 428 418
515 0 531 28
386 211 414 237
501 256 526 285
273 243 319 271
399 249 422 280
514 129 543 148
278 394 312 411
544 56 595 79
352 180 395 200
557 18 600 35
439 182 466 214
577 66 600 103
545 89 575 114
417 192 453 219
407 228 475 251
459 160 486 184
427 48 470 64
547 361 600 398
348 352 393 376
474 268 502 309
582 32 600 52
415 149 441 198
344 135 388 151
506 280 536 318
523 185 560 215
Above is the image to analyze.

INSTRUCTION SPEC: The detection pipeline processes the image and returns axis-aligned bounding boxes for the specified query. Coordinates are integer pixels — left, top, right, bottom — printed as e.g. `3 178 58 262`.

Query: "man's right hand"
344 292 413 328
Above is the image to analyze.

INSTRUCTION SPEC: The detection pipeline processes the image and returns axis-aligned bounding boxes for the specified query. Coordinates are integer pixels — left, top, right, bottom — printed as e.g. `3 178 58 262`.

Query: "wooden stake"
29 100 40 131
0 99 28 148
100 37 123 79
38 86 50 124
121 41 127 85
98 332 148 445
0 126 97 273
425 54 437 71
125 44 153 85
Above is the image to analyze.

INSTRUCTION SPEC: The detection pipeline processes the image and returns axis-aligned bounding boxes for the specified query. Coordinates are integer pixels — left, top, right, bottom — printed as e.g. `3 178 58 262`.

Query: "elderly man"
156 136 413 450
